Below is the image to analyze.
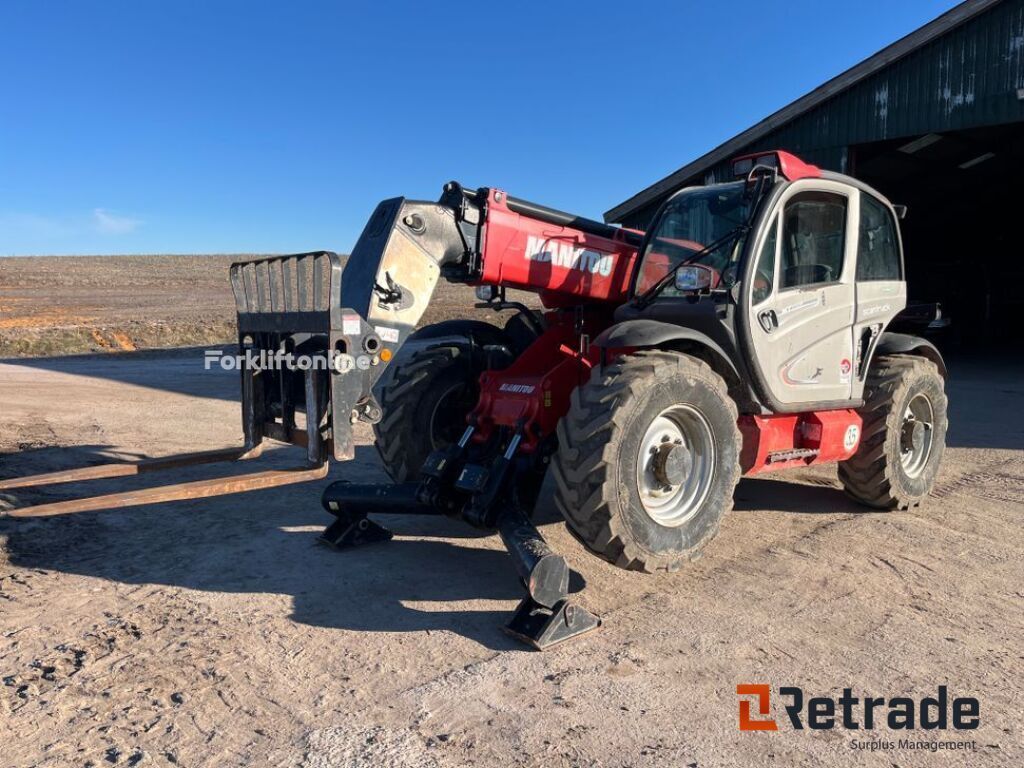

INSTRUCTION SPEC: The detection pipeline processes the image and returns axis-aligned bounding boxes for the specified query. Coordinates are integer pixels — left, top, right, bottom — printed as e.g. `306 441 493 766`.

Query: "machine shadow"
1 345 240 403
733 475 865 515
0 445 583 651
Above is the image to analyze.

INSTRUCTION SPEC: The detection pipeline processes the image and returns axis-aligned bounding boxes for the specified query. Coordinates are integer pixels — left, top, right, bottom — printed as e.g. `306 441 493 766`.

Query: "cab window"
752 218 777 304
857 193 901 281
634 182 750 295
780 191 847 289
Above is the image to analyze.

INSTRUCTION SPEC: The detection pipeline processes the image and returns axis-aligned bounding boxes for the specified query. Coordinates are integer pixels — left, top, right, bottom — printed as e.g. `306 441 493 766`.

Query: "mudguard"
409 318 513 351
410 316 540 358
593 319 741 380
874 332 947 378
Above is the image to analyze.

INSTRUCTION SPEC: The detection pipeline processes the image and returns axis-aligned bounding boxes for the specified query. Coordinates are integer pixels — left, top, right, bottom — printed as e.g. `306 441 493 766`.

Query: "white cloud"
92 208 141 235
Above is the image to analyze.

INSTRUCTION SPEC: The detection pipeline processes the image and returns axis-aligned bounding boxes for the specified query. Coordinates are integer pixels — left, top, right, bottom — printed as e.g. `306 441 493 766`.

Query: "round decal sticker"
843 424 860 451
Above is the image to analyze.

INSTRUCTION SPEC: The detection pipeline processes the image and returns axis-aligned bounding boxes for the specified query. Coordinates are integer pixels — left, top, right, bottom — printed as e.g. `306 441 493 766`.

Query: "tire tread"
839 354 946 510
553 350 741 573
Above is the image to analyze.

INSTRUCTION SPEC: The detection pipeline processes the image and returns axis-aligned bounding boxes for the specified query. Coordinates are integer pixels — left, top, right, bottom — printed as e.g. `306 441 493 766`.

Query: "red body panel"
731 150 822 181
739 410 862 475
476 189 640 307
473 323 862 474
469 310 609 453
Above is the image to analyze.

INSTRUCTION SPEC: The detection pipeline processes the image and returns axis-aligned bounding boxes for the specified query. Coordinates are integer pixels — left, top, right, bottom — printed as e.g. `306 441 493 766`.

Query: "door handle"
758 309 778 333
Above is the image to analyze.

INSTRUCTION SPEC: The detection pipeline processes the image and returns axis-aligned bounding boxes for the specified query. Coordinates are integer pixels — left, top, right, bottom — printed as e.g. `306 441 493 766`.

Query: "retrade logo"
737 684 778 731
736 685 979 732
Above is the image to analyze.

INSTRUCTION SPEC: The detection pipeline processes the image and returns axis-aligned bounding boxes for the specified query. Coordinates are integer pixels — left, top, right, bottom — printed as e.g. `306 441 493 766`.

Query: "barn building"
605 0 1024 343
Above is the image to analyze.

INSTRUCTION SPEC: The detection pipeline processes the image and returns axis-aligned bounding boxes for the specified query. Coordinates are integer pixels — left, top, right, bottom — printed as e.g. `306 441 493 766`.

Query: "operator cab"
633 151 826 301
621 150 908 413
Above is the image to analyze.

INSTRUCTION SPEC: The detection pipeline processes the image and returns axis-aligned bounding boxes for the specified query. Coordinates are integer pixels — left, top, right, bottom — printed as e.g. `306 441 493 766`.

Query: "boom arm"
346 182 643 330
228 183 642 463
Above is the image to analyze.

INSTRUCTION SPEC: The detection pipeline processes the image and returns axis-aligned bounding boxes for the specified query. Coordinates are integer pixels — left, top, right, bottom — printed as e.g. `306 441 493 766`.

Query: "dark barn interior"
853 123 1024 344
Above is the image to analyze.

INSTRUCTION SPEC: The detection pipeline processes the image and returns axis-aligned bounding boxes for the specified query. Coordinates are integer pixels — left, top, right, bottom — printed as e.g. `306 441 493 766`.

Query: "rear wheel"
552 350 742 573
839 355 947 509
374 343 484 482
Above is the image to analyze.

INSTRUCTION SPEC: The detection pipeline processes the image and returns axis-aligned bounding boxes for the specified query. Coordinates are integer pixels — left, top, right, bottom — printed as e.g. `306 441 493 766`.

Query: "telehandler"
3 151 947 649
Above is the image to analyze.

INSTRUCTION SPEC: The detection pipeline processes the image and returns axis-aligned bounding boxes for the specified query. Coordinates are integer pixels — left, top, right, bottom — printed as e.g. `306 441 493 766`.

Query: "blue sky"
0 0 960 256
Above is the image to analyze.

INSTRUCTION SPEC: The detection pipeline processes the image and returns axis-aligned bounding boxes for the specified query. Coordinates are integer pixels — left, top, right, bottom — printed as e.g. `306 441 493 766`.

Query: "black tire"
374 343 483 482
551 350 742 573
839 355 947 510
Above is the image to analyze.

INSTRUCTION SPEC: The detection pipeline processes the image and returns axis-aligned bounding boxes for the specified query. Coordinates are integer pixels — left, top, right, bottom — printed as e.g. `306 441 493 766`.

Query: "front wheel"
374 343 484 482
552 350 742 573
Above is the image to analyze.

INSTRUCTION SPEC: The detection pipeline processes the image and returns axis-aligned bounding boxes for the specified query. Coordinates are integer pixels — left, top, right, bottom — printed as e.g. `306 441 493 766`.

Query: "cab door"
747 180 858 407
850 191 907 400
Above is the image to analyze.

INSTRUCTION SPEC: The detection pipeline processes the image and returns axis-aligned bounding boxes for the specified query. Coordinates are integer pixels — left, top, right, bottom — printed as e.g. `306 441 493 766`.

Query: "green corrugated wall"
620 0 1024 229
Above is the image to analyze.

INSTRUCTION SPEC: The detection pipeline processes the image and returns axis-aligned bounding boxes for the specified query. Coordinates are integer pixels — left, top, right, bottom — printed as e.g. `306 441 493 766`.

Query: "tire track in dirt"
931 455 1024 505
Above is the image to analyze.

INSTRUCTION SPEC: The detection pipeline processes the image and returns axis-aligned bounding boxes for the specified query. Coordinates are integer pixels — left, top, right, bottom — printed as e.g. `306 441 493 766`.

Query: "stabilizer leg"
496 507 600 650
318 480 439 549
504 596 602 651
318 480 601 648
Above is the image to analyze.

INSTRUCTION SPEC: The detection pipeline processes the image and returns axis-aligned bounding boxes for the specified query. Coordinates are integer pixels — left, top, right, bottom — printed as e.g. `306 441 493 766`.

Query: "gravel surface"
0 350 1020 766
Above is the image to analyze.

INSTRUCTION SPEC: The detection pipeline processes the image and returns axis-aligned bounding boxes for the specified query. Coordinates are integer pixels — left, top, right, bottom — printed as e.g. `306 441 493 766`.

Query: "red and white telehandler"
4 152 947 648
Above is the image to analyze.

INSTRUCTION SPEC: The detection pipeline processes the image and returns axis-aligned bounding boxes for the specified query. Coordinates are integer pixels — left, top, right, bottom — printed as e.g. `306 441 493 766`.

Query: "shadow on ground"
732 475 864 514
1 442 881 651
0 445 572 651
0 346 240 404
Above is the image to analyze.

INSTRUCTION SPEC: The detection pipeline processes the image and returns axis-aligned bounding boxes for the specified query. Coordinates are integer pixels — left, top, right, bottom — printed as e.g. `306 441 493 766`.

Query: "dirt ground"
0 344 1021 766
0 255 493 357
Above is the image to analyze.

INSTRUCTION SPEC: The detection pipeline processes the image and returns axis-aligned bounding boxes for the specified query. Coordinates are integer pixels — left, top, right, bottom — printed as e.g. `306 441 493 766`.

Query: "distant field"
0 255 503 357
0 255 240 357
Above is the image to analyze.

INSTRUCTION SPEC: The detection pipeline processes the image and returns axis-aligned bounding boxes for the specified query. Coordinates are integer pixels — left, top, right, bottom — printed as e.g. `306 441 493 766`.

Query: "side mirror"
674 265 713 293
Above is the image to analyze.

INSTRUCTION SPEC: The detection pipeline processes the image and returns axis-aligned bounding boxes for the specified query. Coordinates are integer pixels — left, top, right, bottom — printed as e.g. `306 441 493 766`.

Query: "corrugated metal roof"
605 0 1016 224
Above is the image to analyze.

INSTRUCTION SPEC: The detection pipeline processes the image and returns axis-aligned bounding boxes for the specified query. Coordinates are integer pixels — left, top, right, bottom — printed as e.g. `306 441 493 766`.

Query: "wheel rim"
428 383 475 450
635 404 716 527
900 392 935 478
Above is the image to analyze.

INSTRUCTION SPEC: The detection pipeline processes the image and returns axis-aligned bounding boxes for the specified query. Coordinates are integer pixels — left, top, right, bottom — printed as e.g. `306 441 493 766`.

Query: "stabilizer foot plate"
504 597 601 650
320 516 393 549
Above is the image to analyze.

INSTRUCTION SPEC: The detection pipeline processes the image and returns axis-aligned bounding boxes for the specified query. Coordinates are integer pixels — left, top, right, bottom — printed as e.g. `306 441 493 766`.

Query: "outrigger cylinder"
496 507 568 609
